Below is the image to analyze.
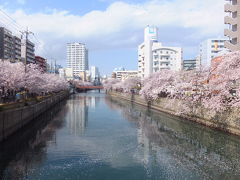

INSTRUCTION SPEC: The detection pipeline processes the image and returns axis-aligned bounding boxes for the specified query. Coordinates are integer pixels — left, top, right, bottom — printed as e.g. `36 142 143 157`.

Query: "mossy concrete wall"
109 92 240 136
0 92 69 142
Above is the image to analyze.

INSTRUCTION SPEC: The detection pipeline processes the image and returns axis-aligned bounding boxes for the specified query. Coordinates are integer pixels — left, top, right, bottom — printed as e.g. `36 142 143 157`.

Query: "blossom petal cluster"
0 60 69 94
104 51 240 114
103 77 141 93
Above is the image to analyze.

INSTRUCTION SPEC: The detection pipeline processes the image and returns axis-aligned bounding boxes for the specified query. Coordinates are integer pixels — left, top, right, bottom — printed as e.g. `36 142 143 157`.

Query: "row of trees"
103 51 240 115
0 60 69 102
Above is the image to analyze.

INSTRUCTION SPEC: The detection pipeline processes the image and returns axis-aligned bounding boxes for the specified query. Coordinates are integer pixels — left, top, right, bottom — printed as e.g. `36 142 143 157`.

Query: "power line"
0 9 24 31
0 16 21 33
0 8 59 65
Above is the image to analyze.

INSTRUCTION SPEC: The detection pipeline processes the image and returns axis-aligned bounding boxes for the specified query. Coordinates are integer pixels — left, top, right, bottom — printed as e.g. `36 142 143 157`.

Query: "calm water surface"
1 92 240 180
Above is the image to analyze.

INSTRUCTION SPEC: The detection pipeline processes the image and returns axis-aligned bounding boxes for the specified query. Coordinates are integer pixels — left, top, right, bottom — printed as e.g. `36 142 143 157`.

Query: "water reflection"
105 96 240 179
66 93 101 135
1 93 240 180
0 101 68 180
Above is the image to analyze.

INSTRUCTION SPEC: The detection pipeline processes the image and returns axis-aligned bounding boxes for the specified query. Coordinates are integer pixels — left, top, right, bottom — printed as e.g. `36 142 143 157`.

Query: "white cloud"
1 0 226 65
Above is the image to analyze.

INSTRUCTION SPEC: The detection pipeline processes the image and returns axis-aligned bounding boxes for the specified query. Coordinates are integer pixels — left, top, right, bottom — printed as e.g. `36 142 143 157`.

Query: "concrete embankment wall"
109 92 240 136
0 91 69 142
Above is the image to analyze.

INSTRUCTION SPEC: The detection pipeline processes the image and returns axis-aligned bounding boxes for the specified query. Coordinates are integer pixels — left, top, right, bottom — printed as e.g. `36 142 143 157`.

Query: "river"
1 91 240 180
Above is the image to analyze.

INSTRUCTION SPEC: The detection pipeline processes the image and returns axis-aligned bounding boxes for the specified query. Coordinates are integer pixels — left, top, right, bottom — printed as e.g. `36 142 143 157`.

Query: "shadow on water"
105 96 240 179
0 100 68 180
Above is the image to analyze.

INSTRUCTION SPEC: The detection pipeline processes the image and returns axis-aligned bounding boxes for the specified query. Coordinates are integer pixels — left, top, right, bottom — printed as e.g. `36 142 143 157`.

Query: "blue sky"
0 0 225 75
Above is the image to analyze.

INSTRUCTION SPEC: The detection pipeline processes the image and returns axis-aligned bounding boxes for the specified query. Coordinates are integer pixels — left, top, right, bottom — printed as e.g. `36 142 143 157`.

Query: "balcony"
160 54 170 58
224 29 238 38
159 59 170 63
224 3 238 12
225 16 238 25
160 67 170 70
224 41 240 51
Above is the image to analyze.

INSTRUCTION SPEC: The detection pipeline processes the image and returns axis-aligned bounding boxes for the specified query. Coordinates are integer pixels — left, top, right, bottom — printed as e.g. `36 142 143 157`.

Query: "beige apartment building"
224 0 240 51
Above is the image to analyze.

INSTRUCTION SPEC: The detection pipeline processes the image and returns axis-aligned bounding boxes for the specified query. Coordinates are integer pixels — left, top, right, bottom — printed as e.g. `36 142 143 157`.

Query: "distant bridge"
75 85 104 92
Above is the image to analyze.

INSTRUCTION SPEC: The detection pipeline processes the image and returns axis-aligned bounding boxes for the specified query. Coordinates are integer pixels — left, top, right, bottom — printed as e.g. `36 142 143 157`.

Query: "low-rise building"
35 56 47 72
65 68 74 80
114 70 138 80
183 59 196 71
59 68 65 79
112 72 117 79
79 71 87 81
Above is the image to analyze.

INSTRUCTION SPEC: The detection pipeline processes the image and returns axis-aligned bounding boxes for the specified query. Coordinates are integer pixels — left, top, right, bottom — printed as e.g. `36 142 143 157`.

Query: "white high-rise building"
90 66 100 82
199 38 229 67
67 43 89 77
138 26 182 78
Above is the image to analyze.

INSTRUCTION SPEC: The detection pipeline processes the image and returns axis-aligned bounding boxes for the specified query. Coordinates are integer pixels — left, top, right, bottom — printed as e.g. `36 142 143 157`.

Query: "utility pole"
20 27 34 72
50 60 53 73
20 27 34 104
54 59 56 74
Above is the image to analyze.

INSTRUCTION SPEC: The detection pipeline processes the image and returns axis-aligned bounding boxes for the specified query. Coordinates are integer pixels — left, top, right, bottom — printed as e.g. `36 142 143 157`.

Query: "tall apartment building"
13 36 21 61
138 26 182 78
0 27 35 63
0 27 22 62
0 27 14 60
21 39 35 64
199 38 229 67
67 43 89 77
224 0 240 51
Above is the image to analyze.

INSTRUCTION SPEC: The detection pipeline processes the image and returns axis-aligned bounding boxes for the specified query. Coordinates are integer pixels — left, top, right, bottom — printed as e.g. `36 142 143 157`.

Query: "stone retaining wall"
109 92 240 136
0 91 69 142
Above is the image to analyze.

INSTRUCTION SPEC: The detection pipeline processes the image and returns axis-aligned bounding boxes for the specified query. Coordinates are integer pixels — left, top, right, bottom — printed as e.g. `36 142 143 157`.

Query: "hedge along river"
0 91 240 180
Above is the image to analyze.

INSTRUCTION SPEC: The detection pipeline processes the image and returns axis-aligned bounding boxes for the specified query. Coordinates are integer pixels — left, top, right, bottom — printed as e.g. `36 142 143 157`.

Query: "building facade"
21 39 35 64
90 66 100 82
67 43 89 77
0 26 35 64
199 38 228 68
114 70 138 81
224 0 240 51
0 27 22 62
35 56 47 72
65 68 74 80
59 68 65 79
183 59 197 71
138 26 182 78
13 36 21 61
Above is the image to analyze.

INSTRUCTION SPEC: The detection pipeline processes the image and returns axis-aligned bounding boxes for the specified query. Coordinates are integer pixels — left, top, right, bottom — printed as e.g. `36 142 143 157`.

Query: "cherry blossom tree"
120 77 141 93
140 70 178 100
201 51 240 113
103 78 120 91
0 60 69 98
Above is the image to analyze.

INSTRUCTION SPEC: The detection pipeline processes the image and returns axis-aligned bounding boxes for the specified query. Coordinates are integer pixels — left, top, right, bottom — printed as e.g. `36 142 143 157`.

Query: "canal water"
1 92 240 180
